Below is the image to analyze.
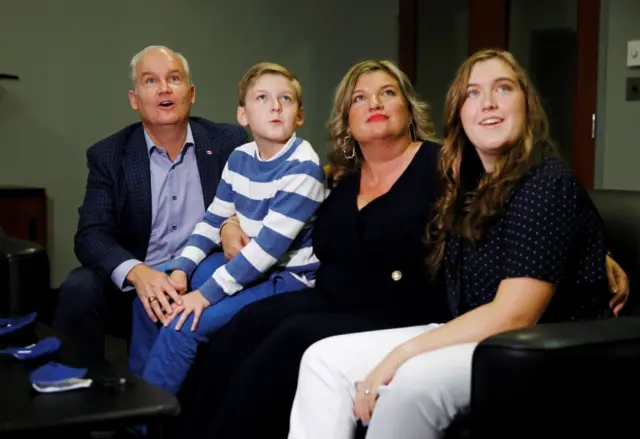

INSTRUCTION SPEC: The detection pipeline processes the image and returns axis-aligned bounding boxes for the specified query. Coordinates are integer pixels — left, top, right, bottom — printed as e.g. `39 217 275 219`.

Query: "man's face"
128 48 195 127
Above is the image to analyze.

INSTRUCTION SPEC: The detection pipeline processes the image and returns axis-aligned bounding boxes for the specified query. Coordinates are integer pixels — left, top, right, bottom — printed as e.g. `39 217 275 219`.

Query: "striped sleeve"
166 162 236 277
197 161 325 304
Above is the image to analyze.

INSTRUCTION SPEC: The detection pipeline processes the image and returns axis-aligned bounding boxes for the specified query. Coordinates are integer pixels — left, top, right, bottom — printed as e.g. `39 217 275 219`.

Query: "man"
52 45 248 365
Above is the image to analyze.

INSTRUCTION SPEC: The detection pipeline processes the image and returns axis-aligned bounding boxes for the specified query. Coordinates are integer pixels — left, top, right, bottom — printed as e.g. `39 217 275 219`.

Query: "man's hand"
606 254 630 316
221 220 250 261
168 290 212 331
127 264 185 324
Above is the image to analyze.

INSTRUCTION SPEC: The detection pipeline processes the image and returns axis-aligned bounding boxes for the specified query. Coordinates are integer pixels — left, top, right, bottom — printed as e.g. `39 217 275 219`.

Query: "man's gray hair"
129 45 191 89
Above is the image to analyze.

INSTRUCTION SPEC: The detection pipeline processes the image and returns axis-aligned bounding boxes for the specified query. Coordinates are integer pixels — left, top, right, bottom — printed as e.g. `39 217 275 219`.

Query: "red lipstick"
367 114 389 123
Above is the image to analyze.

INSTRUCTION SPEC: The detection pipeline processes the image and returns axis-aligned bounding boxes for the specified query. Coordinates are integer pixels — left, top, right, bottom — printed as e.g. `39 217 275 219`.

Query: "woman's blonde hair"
326 60 438 186
426 49 558 276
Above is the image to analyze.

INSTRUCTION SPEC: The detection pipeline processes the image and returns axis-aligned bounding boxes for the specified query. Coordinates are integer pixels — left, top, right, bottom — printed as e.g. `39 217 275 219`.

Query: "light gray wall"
509 0 577 164
597 0 640 190
508 0 577 72
0 0 397 286
415 0 640 193
594 1 610 189
506 0 640 192
415 0 469 135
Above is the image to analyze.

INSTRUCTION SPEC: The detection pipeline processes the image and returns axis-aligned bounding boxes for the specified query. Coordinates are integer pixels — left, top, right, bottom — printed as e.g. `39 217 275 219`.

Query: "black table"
0 323 180 437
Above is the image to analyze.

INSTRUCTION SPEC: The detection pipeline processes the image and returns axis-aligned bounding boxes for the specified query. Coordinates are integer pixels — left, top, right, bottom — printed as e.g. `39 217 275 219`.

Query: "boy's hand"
221 221 250 261
168 290 211 331
170 270 188 295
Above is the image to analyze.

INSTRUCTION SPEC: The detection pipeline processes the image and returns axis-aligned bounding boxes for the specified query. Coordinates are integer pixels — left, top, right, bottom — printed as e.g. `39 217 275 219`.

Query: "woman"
178 58 628 438
176 59 449 438
287 49 620 439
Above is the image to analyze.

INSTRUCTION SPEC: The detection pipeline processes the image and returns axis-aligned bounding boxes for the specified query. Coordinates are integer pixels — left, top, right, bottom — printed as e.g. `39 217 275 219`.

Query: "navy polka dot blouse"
444 157 612 322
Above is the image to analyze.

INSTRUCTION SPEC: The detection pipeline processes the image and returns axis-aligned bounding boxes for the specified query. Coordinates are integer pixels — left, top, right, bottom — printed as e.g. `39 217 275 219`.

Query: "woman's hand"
220 219 250 261
354 349 408 423
169 270 188 295
606 254 629 316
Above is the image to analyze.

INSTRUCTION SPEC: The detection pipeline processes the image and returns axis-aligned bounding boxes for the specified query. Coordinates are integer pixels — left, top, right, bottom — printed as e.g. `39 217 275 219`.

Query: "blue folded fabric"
0 312 37 337
30 361 87 383
0 336 61 360
29 361 92 393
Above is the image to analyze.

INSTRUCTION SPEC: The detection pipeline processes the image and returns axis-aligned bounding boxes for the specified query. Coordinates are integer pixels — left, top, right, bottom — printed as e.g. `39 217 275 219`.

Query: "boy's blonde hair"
238 62 303 107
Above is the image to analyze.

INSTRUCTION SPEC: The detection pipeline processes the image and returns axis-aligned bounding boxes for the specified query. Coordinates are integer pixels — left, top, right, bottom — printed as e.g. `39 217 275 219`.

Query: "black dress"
444 156 612 320
177 140 451 438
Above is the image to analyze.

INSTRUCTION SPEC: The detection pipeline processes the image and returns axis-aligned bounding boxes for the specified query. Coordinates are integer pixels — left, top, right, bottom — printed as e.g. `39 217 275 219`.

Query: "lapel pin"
206 150 213 155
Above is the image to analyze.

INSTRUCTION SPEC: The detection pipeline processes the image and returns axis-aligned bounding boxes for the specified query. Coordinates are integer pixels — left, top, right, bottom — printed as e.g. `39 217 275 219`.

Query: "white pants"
288 324 478 439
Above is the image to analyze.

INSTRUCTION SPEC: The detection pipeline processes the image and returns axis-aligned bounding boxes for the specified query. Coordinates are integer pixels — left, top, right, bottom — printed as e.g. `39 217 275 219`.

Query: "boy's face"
237 73 303 144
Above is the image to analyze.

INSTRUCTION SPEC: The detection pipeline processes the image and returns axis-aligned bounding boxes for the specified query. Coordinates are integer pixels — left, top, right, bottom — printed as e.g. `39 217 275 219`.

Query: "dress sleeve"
502 172 581 284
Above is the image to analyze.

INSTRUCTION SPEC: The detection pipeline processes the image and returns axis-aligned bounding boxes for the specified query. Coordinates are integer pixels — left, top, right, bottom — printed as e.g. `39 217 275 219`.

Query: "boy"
129 62 325 395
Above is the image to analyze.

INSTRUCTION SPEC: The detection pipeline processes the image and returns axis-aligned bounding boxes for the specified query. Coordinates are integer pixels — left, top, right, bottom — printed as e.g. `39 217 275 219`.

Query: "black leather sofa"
0 228 50 318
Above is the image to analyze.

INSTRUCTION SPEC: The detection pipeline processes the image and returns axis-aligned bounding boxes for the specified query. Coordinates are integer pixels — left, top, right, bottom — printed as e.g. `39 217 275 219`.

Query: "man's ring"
363 389 371 396
148 296 158 304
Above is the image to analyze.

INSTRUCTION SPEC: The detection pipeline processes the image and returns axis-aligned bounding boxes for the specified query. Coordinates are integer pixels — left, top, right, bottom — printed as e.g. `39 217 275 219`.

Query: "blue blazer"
74 116 248 277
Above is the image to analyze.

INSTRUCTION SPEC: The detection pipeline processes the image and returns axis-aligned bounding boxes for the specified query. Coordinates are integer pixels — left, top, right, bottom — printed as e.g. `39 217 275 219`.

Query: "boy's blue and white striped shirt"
167 134 326 304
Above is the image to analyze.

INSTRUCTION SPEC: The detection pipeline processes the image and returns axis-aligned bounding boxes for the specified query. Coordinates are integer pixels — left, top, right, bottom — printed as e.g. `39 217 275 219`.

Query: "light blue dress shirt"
111 124 205 290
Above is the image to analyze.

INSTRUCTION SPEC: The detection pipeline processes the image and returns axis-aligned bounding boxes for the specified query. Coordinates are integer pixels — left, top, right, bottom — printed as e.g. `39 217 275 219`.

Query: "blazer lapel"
123 127 152 241
192 121 219 207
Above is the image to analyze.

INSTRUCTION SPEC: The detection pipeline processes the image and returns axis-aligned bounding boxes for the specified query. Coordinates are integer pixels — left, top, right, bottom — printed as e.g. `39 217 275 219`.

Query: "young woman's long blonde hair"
427 49 558 276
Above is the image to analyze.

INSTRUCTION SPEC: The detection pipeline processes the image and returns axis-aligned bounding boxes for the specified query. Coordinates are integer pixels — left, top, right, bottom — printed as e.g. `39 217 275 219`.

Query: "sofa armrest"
470 317 640 438
0 230 50 316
